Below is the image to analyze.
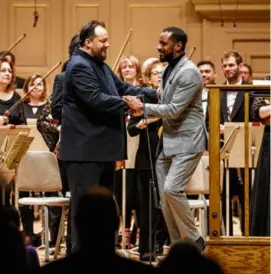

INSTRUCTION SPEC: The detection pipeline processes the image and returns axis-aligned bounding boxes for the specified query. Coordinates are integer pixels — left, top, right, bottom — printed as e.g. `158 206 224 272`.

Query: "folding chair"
15 151 70 262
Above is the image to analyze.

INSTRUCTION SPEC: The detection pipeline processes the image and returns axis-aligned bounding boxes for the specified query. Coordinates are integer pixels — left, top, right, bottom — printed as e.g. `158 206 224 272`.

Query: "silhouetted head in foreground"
75 186 120 252
158 240 225 274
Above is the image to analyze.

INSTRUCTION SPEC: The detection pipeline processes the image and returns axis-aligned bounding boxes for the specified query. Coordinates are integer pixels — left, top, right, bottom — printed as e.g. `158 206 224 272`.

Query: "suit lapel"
231 91 244 120
91 60 118 96
221 91 228 122
162 55 188 101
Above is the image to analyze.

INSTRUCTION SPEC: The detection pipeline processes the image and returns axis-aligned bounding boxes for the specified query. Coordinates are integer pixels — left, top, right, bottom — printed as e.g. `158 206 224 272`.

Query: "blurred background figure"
240 63 253 84
23 73 47 119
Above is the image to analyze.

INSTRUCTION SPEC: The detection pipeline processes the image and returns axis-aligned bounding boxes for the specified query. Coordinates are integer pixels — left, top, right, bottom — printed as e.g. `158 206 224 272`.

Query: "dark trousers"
222 168 246 235
114 169 140 234
58 159 71 254
65 161 115 253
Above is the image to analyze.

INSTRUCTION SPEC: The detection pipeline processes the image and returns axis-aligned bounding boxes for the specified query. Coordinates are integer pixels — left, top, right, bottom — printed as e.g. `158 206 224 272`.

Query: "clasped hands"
123 95 143 117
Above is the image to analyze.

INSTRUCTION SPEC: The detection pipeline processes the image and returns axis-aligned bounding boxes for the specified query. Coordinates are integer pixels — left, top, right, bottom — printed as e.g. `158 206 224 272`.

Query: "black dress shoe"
140 253 156 262
195 236 206 253
155 244 164 255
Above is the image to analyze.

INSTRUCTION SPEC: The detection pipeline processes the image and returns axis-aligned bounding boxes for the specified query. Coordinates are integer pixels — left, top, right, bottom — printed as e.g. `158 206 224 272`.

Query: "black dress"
0 91 26 125
23 102 46 119
250 97 270 236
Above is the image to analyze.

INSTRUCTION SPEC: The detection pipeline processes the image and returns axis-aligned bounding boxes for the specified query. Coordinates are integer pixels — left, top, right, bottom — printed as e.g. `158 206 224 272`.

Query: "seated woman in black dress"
23 73 47 119
0 57 26 125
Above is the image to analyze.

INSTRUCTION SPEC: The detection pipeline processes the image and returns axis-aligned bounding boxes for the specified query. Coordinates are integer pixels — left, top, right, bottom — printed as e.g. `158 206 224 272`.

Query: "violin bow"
0 33 27 60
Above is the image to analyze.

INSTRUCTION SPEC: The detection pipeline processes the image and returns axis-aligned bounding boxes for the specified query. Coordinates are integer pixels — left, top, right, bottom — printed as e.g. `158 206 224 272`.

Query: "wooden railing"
206 84 270 238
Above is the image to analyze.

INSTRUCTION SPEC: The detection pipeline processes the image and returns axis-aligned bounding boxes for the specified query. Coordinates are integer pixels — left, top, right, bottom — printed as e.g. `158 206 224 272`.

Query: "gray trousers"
156 150 203 243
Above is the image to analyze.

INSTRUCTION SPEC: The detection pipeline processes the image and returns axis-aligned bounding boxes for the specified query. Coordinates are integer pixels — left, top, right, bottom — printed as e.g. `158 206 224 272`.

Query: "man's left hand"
123 96 143 110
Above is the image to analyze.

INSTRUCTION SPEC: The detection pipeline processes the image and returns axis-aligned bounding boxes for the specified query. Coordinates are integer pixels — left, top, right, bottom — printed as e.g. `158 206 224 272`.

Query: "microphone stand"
141 95 160 264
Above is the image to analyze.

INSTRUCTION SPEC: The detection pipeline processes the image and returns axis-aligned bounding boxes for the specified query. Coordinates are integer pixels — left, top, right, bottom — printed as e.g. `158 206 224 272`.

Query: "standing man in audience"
60 20 156 253
220 50 254 235
124 26 207 252
197 60 217 120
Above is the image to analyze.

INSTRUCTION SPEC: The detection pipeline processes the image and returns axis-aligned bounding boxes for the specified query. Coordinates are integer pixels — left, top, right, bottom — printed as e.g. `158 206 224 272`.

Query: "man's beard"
159 52 173 63
93 49 107 62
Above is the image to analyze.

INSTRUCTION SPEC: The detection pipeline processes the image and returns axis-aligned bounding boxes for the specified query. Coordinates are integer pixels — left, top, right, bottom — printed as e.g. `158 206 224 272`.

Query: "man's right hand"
115 160 125 170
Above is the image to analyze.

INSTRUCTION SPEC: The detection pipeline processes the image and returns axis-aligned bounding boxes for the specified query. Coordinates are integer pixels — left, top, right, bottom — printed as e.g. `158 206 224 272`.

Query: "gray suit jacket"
145 55 207 156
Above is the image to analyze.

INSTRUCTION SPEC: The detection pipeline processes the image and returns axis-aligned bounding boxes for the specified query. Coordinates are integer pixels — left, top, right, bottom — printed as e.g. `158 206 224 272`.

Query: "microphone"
33 10 39 28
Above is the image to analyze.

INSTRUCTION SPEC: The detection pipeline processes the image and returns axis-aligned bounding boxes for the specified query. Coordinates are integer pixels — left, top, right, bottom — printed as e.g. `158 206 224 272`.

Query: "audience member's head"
75 186 120 251
240 63 253 83
0 206 20 229
221 50 243 84
197 60 217 86
0 207 28 273
158 240 225 274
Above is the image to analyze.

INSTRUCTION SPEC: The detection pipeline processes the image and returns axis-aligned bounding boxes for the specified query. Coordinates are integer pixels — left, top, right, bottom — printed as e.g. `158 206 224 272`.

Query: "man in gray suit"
124 27 207 251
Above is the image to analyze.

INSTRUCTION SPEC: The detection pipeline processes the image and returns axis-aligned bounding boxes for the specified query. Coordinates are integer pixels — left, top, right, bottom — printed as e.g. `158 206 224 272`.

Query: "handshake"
123 95 144 117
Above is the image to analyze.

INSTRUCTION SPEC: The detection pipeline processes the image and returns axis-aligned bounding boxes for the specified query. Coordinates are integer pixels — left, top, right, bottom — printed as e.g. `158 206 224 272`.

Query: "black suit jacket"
60 49 156 162
220 81 254 123
51 71 65 123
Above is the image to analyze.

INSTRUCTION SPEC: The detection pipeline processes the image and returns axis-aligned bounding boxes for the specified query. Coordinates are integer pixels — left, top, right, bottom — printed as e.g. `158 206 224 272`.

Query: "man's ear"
84 38 92 49
175 41 182 52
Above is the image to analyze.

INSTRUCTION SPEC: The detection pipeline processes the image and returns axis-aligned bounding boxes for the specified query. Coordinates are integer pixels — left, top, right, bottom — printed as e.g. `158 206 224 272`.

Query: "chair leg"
44 206 50 262
201 207 207 239
54 206 66 259
220 201 226 235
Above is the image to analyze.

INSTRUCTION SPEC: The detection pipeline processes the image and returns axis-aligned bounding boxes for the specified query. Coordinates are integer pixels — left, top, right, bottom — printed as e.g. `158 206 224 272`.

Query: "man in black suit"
220 50 254 236
60 20 156 252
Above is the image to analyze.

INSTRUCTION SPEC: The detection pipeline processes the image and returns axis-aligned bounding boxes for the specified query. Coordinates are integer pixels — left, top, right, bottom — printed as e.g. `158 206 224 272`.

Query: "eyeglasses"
151 71 163 76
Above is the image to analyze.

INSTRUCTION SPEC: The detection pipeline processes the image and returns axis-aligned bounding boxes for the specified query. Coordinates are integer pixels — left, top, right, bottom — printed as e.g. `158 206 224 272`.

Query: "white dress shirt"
202 88 208 118
226 79 242 115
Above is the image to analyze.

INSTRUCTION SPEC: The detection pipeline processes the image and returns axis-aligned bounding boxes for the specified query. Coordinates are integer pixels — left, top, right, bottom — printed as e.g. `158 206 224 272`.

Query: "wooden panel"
10 4 49 67
206 237 270 274
63 0 110 62
74 4 99 31
202 23 270 83
126 3 186 63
